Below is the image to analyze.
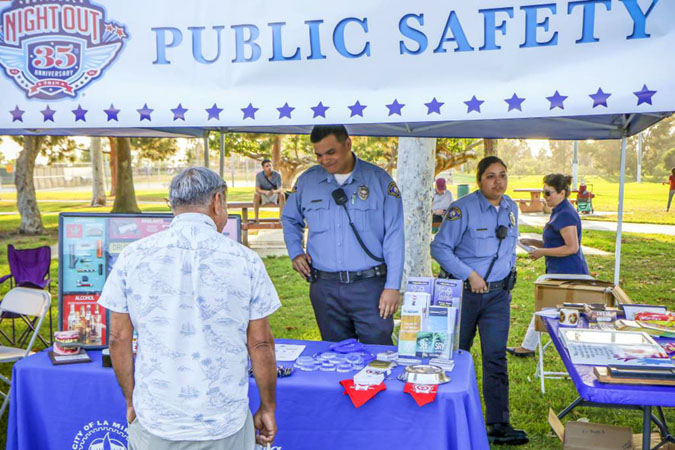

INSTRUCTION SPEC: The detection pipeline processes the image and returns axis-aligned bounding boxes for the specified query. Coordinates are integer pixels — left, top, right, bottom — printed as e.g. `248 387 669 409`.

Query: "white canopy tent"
0 0 673 284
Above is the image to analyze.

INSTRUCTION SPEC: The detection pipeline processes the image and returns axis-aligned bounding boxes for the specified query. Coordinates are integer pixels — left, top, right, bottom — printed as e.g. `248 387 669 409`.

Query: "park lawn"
0 221 672 447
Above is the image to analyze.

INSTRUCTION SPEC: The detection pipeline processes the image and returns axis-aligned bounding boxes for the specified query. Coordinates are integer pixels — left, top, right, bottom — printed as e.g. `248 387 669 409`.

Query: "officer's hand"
467 271 488 294
291 254 312 278
379 289 400 319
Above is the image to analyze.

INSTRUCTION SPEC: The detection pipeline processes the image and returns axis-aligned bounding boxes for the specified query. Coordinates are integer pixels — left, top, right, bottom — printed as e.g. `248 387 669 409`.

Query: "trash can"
457 184 470 198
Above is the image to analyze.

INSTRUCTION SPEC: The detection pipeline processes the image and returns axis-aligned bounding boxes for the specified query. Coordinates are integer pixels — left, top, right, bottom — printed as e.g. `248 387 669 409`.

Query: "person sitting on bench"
254 159 285 222
432 178 454 222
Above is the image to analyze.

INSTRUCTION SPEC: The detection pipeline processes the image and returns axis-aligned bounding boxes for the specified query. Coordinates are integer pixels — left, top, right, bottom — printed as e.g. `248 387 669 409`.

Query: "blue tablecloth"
544 317 675 407
7 339 489 450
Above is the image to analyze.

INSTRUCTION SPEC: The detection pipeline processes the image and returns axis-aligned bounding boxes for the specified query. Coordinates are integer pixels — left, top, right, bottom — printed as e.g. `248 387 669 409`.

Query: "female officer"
431 156 528 446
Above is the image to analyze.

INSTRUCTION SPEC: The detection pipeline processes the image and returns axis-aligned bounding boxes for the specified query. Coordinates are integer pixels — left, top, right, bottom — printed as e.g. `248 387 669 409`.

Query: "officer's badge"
387 181 401 198
509 211 516 226
358 185 369 201
447 207 462 221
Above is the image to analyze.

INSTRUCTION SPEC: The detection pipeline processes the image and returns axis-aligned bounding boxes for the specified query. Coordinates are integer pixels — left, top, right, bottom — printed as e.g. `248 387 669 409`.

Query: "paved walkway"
519 213 675 236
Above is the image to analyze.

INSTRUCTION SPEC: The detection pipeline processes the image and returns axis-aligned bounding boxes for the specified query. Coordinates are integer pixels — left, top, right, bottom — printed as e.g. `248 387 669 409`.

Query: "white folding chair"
0 287 50 417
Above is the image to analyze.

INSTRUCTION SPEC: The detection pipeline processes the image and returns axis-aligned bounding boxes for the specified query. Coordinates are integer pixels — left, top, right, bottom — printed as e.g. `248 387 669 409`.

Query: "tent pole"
637 133 643 183
614 136 627 286
572 141 579 190
219 131 225 179
203 132 210 168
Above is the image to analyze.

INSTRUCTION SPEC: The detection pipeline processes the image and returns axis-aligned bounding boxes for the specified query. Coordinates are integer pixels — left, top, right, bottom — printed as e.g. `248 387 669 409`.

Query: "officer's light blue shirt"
430 190 518 282
282 155 404 290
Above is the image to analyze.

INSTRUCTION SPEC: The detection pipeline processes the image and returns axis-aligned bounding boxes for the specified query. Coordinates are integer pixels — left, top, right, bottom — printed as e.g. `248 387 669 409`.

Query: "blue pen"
351 193 356 205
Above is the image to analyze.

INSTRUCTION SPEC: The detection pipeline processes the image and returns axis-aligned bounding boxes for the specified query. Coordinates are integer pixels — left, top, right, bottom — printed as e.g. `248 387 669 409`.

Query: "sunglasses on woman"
543 190 555 197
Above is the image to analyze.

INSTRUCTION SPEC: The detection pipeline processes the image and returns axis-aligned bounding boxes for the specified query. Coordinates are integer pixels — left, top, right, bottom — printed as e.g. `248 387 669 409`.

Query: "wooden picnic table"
227 201 282 246
512 188 545 213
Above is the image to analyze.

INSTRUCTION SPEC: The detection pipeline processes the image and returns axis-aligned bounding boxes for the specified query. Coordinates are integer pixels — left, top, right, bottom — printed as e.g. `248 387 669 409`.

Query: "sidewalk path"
519 213 675 236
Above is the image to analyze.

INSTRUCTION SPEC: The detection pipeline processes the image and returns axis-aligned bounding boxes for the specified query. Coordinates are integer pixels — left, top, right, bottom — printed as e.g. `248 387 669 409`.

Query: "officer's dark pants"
309 277 393 345
459 288 511 425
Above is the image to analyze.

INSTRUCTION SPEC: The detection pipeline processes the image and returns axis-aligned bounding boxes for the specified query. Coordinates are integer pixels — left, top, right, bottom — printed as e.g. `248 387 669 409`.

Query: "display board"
58 212 242 348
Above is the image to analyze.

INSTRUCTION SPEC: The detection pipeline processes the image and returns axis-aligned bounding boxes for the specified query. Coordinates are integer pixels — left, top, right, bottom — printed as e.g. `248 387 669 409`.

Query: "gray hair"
169 167 227 209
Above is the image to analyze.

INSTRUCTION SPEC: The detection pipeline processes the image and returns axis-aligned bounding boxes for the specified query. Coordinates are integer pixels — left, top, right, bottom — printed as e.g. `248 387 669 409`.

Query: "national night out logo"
0 0 128 100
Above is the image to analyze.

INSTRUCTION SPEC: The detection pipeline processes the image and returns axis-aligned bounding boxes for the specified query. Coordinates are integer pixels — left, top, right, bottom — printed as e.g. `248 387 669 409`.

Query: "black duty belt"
313 264 387 284
439 269 512 293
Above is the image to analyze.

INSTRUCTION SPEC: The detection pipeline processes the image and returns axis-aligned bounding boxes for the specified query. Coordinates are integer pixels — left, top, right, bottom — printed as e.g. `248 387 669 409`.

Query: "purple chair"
0 245 53 347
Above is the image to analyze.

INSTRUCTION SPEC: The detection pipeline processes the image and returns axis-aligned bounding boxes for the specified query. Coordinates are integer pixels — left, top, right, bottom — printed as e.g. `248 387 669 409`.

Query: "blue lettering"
399 13 428 55
231 24 261 63
152 27 182 64
621 0 659 40
305 20 326 60
433 11 474 53
520 4 558 48
269 22 302 62
333 17 371 58
479 7 514 51
568 0 611 43
188 26 224 64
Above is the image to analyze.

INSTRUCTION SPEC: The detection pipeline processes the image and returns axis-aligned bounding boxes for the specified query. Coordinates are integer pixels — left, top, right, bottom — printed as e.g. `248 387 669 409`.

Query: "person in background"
254 159 285 222
664 167 675 212
101 167 281 450
432 178 454 222
508 174 589 358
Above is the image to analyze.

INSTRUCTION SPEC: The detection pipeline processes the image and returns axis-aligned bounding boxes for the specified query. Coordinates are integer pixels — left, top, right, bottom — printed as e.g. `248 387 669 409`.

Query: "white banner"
0 0 673 130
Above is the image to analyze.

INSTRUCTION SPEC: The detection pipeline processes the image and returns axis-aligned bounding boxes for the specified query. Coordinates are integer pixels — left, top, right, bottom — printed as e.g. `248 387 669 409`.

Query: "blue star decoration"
277 102 295 119
634 84 657 106
546 91 567 110
10 105 24 122
464 96 484 113
424 98 444 115
104 104 120 122
504 93 525 112
589 88 611 108
171 104 188 121
386 99 405 116
41 106 56 122
205 104 222 121
241 103 259 120
72 104 87 122
348 101 367 117
311 101 329 118
137 104 153 121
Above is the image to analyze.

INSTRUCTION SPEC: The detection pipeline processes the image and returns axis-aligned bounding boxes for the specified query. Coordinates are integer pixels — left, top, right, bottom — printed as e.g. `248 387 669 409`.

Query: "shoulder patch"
447 206 462 221
387 181 401 198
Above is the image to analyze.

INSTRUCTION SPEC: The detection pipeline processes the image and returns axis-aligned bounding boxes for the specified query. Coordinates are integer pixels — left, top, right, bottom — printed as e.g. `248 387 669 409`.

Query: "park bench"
228 201 282 246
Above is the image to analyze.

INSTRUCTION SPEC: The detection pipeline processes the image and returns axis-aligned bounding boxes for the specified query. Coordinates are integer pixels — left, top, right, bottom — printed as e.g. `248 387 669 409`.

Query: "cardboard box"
534 278 632 332
549 408 633 450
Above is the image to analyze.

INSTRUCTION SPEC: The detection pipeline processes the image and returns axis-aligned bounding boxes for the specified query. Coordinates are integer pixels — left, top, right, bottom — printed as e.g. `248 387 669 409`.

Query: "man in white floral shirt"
99 167 281 449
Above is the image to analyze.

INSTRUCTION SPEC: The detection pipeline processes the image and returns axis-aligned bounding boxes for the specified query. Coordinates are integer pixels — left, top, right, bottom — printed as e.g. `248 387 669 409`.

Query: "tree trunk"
272 136 282 169
484 139 498 156
111 138 141 213
397 137 436 284
90 137 107 206
107 137 118 196
15 136 46 234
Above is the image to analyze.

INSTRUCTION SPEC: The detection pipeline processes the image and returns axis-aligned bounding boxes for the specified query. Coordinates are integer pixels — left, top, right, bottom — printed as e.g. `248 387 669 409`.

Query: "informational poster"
59 212 242 348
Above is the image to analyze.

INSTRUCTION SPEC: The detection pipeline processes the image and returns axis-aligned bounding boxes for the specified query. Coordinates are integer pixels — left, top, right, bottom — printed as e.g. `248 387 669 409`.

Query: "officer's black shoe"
487 423 529 446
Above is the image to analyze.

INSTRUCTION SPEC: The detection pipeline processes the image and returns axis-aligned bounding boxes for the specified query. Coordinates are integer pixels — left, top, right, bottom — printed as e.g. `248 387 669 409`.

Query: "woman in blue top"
507 174 589 357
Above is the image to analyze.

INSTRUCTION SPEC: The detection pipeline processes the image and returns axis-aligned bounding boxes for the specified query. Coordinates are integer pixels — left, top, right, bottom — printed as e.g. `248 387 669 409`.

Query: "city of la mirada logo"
0 0 128 100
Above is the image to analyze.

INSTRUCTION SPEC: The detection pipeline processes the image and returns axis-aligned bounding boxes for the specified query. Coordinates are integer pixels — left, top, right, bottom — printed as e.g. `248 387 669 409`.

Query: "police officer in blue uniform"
282 125 404 345
430 156 528 446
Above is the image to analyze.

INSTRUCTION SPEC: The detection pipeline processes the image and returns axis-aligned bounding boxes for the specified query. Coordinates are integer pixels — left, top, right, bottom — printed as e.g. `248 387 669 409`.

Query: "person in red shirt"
664 167 675 212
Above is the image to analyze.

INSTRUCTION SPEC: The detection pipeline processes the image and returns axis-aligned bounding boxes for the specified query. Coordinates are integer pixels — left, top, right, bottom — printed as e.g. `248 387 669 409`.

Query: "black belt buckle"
339 271 351 284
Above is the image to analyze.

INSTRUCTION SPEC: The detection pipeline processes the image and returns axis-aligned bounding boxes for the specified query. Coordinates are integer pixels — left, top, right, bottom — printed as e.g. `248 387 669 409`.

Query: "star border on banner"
171 103 188 121
311 101 329 118
241 103 259 120
386 99 405 116
137 103 153 121
72 104 87 122
634 84 657 106
464 96 484 113
504 93 525 112
277 102 295 119
348 100 367 117
546 91 567 110
10 105 24 122
424 97 444 115
589 88 611 108
104 104 120 122
205 103 223 121
41 106 55 122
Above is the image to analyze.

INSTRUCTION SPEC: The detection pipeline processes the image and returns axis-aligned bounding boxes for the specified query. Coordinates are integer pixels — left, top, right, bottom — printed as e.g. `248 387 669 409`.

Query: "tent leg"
203 132 210 168
614 137 627 286
572 141 579 190
219 132 225 179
